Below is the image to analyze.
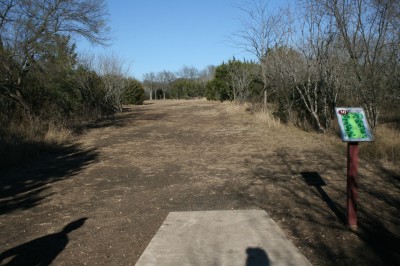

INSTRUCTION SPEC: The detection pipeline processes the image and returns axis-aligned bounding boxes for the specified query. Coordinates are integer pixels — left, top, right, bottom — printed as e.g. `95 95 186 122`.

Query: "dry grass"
253 108 282 129
222 101 251 114
361 125 400 163
223 101 282 129
6 118 71 144
0 118 71 169
223 101 400 164
44 123 72 145
3 100 399 169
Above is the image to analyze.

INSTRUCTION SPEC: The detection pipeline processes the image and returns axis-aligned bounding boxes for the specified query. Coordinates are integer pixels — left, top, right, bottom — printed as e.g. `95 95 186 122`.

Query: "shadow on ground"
0 104 163 214
246 247 270 266
300 171 346 224
231 147 400 265
0 144 98 215
0 218 87 265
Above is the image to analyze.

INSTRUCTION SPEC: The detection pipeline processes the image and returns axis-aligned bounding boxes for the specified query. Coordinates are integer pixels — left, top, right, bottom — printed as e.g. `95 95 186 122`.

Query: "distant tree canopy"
205 58 262 102
142 65 215 100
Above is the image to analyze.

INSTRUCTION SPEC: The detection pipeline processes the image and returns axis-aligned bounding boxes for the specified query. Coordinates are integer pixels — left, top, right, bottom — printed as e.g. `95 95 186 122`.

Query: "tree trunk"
311 110 326 133
263 89 267 108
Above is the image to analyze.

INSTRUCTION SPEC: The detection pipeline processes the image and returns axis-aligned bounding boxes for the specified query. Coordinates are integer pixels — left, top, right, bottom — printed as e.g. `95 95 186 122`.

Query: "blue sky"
76 0 288 80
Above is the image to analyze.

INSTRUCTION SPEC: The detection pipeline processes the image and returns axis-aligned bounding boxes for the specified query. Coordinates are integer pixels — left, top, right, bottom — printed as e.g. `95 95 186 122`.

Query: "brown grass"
0 118 71 169
223 101 282 129
253 109 282 129
222 101 251 113
2 100 399 170
224 102 400 164
361 125 400 163
44 123 72 145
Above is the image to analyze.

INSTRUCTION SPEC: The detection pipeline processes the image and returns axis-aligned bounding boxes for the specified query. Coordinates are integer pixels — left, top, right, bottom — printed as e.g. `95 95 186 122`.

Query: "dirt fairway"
1 100 399 265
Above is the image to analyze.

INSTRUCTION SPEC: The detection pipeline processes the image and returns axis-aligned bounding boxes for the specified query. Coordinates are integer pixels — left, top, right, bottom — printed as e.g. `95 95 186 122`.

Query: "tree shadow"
73 107 167 135
235 146 400 265
0 218 87 265
246 247 270 266
300 171 345 224
0 144 99 215
378 165 400 183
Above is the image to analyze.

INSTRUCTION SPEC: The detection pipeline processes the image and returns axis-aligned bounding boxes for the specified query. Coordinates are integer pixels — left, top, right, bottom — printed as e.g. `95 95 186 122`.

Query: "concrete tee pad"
136 210 311 266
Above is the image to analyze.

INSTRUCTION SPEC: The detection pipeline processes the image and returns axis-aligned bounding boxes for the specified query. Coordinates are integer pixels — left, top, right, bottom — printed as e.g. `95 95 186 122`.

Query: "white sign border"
335 107 374 142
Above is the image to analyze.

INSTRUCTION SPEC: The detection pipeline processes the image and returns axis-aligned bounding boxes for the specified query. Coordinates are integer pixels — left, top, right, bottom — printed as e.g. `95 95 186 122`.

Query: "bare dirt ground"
1 99 399 265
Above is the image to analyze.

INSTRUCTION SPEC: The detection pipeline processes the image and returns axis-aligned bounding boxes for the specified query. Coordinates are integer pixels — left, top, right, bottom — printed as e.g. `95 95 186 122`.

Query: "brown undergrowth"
228 101 400 165
0 118 72 170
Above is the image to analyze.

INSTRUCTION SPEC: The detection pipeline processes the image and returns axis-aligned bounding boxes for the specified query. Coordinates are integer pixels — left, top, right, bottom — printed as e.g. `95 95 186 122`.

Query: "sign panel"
335 107 373 142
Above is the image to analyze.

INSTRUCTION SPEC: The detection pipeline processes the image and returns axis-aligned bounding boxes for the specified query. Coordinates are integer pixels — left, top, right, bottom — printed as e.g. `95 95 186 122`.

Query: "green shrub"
123 78 146 105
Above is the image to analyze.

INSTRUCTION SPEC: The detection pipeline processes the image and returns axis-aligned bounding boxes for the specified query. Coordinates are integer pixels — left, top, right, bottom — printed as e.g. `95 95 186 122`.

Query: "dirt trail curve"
1 100 399 265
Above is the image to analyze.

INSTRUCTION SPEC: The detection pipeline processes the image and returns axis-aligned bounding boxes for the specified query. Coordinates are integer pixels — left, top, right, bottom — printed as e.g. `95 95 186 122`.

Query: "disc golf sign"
335 107 373 230
335 108 373 142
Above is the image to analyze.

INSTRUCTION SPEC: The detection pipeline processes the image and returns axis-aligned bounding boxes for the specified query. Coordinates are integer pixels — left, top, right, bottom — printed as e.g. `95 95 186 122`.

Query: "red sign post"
347 142 359 230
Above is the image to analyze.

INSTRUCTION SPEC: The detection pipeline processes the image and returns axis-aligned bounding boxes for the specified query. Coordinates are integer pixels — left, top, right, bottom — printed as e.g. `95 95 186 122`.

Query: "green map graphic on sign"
335 107 373 142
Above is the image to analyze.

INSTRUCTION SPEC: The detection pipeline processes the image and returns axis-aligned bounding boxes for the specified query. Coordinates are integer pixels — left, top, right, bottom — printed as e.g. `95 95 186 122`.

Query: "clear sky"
76 0 288 80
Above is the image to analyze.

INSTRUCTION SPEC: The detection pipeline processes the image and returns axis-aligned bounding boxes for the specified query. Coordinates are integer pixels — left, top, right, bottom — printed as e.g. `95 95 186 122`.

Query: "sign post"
335 108 373 230
347 142 359 230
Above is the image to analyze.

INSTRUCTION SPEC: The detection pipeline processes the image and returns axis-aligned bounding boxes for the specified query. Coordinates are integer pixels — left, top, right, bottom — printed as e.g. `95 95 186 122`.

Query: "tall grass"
223 101 282 129
0 118 71 169
223 101 400 164
361 125 400 163
253 108 282 129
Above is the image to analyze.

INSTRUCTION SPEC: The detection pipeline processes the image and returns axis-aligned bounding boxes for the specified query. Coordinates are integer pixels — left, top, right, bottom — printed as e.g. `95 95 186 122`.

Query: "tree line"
142 65 215 100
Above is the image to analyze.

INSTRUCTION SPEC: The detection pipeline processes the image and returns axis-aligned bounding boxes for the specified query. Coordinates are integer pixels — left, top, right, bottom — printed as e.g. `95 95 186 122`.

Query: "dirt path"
1 100 399 265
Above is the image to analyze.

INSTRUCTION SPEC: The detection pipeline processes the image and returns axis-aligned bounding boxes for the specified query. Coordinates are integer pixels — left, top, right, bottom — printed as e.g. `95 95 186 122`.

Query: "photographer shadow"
246 247 270 266
0 218 87 266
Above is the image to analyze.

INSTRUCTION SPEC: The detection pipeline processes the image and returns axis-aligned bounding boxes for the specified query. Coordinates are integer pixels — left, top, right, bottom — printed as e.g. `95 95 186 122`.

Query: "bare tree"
321 0 400 127
199 65 216 81
230 0 399 130
96 53 129 112
231 0 292 106
0 0 110 113
289 0 342 132
252 0 343 131
156 70 175 100
143 72 156 100
227 60 258 103
179 65 199 80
